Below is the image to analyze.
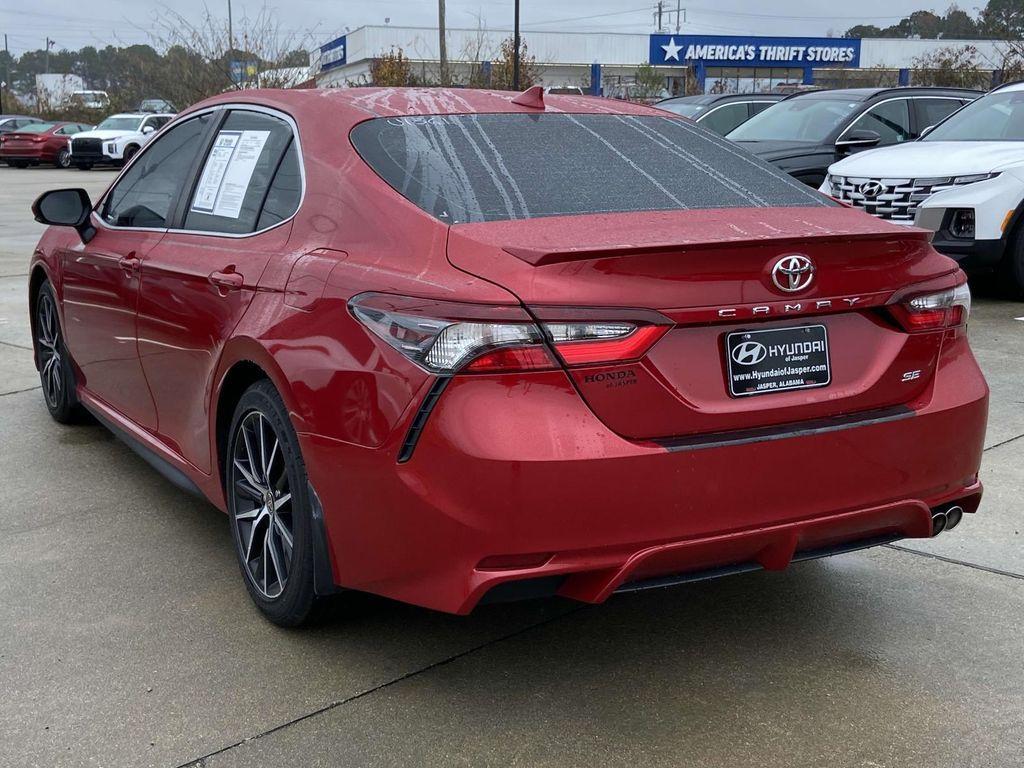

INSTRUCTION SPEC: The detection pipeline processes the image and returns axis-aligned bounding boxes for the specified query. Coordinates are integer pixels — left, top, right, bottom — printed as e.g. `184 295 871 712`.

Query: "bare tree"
141 4 314 106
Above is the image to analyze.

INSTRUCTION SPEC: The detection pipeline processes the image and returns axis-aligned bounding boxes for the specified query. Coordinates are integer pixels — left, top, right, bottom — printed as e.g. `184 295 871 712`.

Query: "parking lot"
1 166 1022 767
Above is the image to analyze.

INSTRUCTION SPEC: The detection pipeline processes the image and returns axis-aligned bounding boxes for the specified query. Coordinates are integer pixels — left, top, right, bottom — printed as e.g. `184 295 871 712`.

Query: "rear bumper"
301 331 988 614
1 149 46 162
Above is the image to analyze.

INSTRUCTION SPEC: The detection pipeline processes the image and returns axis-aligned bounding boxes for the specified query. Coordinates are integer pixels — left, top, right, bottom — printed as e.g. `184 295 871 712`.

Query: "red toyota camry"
29 88 988 626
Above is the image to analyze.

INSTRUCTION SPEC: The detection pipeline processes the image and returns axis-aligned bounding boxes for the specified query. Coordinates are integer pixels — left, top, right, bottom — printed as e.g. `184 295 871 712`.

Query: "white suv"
821 81 1024 297
68 112 174 170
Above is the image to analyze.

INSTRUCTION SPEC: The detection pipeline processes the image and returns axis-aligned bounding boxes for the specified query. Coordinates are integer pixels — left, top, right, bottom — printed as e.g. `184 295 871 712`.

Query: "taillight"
349 293 668 374
889 283 971 332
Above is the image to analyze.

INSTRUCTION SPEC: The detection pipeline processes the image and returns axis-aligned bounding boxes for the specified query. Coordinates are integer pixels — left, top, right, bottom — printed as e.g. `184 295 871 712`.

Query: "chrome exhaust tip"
931 511 948 536
944 505 964 531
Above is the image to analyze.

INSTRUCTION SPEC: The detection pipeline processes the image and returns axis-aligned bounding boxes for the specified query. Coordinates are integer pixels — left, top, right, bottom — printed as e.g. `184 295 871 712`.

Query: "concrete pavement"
1 166 1021 768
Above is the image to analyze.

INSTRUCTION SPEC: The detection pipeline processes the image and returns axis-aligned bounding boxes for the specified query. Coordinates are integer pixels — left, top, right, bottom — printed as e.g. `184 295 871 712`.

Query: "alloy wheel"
36 291 64 408
230 411 295 599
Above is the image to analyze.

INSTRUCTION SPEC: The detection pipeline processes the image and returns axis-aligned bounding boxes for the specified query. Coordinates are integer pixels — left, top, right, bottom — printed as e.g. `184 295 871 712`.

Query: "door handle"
209 269 244 292
118 255 140 276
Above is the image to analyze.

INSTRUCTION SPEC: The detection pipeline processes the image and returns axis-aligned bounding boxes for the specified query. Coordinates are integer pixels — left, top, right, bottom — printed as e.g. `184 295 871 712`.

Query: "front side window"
102 114 212 228
184 110 297 234
924 90 1024 141
96 116 145 132
728 98 861 143
846 99 912 144
351 113 831 224
700 103 751 136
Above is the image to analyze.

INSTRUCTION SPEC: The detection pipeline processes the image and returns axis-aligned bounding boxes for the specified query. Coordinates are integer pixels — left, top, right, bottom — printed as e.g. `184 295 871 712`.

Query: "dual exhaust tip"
931 505 965 537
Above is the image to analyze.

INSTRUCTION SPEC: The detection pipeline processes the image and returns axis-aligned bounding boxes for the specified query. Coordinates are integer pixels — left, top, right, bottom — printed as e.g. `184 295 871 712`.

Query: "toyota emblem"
771 255 815 293
859 180 885 199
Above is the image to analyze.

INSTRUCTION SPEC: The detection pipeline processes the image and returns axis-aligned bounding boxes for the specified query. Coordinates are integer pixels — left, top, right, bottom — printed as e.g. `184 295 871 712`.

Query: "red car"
28 88 988 626
1 121 91 168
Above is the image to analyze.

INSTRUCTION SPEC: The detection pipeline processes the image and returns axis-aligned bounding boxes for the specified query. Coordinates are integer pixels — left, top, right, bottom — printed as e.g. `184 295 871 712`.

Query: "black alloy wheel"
34 281 83 423
226 381 318 626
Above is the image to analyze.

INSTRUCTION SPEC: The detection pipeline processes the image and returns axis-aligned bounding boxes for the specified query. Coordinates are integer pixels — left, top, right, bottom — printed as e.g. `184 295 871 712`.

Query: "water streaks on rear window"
350 113 834 224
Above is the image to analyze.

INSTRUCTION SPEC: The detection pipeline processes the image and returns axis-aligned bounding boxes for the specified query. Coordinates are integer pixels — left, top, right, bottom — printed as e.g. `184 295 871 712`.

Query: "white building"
312 26 1016 95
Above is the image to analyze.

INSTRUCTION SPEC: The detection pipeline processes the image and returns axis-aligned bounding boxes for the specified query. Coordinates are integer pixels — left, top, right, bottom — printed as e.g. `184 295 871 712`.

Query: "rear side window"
103 114 213 228
351 113 830 224
184 110 296 234
256 143 302 230
916 98 965 132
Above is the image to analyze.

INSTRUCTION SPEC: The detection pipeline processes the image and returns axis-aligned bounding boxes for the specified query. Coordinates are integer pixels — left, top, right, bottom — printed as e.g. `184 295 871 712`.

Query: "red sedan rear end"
28 88 987 625
2 121 89 167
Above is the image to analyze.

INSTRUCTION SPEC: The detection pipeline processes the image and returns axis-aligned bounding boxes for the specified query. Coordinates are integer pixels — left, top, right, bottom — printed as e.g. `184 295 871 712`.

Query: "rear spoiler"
503 230 930 267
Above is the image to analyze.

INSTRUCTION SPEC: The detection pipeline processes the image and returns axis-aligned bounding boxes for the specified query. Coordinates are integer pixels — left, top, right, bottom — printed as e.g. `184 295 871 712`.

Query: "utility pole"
676 4 685 34
656 2 663 33
512 0 520 90
438 0 449 86
45 37 54 74
1 34 8 114
227 0 239 89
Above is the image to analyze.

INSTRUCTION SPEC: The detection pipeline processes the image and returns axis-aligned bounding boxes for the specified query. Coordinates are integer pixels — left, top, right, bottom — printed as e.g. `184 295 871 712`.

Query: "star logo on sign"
661 37 683 61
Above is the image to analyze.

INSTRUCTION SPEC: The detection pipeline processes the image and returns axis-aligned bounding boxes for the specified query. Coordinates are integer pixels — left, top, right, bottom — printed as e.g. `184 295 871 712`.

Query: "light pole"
512 0 520 90
438 0 449 86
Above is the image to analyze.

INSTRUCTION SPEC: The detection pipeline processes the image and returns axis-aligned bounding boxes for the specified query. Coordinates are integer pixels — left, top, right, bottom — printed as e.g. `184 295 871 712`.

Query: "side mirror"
31 188 96 244
836 129 882 150
142 125 155 135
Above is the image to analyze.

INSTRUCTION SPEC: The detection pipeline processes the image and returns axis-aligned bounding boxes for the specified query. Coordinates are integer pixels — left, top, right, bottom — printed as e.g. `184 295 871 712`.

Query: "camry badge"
771 254 815 293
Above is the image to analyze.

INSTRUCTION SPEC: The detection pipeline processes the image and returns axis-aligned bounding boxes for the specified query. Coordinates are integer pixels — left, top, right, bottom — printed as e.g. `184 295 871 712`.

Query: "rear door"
136 107 302 472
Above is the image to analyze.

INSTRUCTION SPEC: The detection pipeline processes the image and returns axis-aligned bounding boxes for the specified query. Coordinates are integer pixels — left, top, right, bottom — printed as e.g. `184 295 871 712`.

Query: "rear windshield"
350 113 832 224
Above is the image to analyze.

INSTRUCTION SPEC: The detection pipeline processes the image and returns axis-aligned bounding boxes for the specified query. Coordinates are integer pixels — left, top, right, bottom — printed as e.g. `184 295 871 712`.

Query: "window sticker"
191 129 270 219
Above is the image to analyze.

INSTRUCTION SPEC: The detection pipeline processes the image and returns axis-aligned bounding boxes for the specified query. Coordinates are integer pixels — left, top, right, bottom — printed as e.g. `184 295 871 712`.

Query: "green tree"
981 0 1024 38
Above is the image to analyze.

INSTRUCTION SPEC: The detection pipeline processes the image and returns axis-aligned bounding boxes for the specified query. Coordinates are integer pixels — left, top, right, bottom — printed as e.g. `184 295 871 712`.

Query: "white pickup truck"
821 81 1024 298
68 112 174 170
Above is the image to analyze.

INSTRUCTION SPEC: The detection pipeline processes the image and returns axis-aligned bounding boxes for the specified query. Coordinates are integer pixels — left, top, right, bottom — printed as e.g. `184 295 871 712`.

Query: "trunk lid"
447 207 959 440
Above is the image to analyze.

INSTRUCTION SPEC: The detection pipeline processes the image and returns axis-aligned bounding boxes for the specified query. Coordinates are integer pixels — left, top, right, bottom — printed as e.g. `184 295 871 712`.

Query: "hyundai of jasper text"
28 87 988 626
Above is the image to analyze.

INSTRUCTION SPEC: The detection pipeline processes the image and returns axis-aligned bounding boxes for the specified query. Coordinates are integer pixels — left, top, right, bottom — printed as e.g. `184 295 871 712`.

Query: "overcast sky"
3 0 956 56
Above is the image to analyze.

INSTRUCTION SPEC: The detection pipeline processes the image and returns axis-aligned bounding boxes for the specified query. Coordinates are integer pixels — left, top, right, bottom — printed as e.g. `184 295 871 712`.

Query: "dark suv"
655 93 783 135
727 87 981 187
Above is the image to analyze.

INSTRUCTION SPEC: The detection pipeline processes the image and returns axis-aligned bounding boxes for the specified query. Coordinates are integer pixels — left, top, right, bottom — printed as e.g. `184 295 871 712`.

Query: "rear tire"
11 160 29 168
33 280 84 424
76 162 93 171
226 380 319 626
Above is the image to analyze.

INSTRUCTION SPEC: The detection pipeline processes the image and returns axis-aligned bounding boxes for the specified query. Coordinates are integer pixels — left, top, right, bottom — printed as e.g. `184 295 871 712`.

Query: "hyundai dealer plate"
725 325 830 397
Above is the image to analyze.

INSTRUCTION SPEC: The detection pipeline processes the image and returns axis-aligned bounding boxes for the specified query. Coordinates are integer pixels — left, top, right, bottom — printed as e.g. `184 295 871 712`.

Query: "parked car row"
1 102 178 170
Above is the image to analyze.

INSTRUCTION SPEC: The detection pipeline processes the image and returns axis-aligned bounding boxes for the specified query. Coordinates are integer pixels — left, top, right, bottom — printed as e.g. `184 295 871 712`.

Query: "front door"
60 227 162 429
62 112 217 430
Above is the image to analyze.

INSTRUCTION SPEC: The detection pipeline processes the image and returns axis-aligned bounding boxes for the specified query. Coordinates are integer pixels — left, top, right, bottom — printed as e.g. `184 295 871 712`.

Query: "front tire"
33 281 84 423
122 145 139 163
226 381 318 626
55 148 71 168
1001 225 1024 300
76 162 93 171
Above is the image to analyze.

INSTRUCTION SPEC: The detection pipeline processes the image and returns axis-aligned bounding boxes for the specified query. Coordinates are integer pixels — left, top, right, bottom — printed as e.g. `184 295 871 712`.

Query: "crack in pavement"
984 432 1024 452
175 605 586 768
885 543 1024 581
0 339 32 351
0 385 40 397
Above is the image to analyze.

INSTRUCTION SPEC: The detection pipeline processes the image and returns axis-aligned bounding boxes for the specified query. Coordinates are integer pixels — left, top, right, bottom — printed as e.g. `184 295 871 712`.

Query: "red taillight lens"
889 283 971 332
349 293 669 374
548 323 668 366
